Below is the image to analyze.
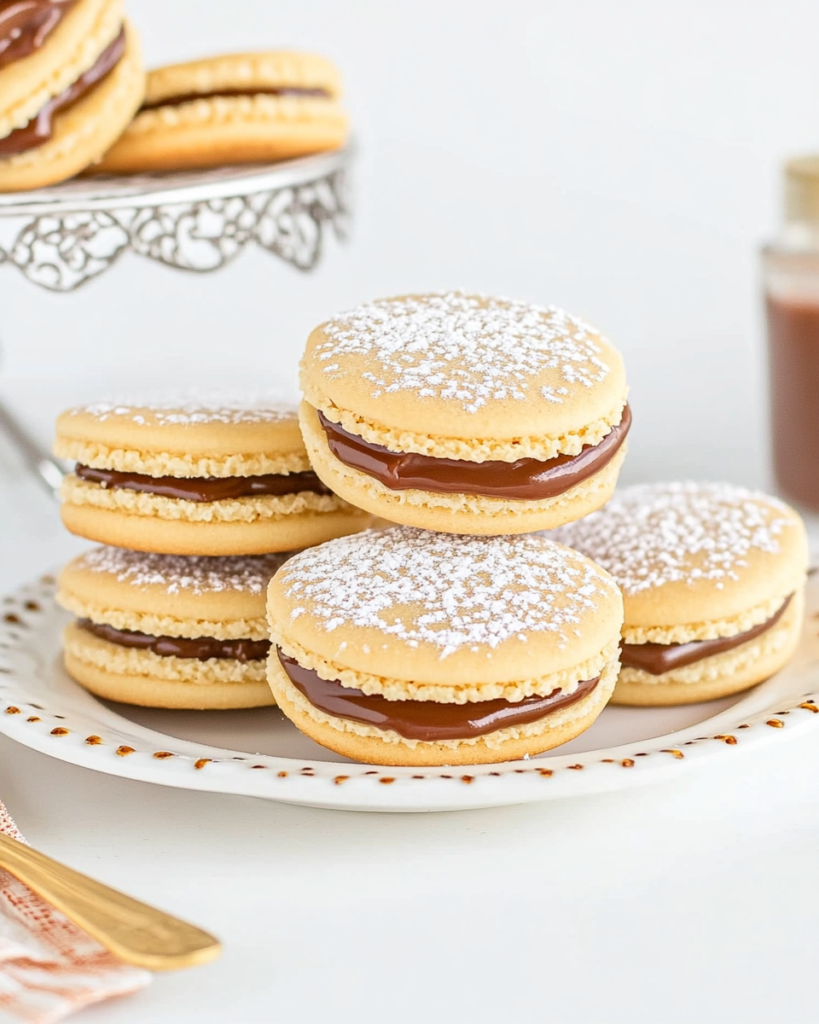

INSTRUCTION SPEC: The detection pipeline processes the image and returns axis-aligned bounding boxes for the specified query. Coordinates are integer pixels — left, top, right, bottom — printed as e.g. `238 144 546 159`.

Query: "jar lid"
785 156 819 222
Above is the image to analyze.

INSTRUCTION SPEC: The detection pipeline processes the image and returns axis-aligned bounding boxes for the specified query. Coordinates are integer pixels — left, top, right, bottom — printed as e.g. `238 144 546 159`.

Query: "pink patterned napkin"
0 800 149 1024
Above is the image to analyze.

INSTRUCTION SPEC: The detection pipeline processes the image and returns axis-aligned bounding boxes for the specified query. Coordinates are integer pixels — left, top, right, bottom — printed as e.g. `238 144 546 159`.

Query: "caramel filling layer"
317 405 631 501
619 595 793 675
277 649 599 742
140 86 331 111
0 0 78 70
75 464 331 503
0 27 125 156
78 620 269 663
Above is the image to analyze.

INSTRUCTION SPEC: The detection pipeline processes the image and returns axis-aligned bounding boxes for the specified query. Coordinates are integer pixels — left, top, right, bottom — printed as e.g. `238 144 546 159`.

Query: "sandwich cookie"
58 546 289 709
551 482 808 705
0 0 144 191
93 51 347 174
55 392 372 556
267 526 624 766
299 292 631 535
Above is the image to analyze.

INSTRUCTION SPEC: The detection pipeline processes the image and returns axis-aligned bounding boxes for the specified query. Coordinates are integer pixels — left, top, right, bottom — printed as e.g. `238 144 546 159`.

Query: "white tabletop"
1 447 818 1024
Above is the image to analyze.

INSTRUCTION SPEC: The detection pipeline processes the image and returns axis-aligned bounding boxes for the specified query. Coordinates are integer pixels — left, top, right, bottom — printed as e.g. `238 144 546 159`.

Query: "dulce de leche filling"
0 27 125 156
317 405 631 501
277 648 599 742
75 464 332 503
0 0 78 70
79 620 269 663
140 86 331 111
619 594 793 676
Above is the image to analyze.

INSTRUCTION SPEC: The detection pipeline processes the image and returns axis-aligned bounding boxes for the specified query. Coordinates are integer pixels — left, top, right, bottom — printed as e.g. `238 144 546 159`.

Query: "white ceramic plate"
1 571 818 812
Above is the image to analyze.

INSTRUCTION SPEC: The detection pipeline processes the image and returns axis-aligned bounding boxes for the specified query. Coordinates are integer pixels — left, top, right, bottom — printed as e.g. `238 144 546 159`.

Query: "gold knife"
0 832 221 971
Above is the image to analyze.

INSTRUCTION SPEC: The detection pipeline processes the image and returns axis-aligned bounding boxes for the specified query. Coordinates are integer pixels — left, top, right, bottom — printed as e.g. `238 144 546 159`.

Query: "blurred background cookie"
300 291 630 534
93 50 347 173
267 526 624 766
552 482 808 705
54 391 372 555
58 546 288 709
0 0 144 191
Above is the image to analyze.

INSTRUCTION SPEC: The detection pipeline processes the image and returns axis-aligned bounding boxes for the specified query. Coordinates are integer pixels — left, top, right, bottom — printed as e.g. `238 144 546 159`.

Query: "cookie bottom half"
267 657 618 766
94 96 347 174
612 590 803 706
300 402 626 535
61 501 371 556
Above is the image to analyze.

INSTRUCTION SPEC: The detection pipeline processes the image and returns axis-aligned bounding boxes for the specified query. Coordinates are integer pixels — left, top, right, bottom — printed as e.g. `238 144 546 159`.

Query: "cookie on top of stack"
0 0 144 191
299 291 631 535
54 391 372 555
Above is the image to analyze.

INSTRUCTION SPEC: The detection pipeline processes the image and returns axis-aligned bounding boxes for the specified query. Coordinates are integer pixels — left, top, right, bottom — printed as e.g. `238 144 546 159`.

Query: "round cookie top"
59 545 289 623
301 291 627 439
551 482 808 627
268 526 623 685
143 51 342 107
55 390 301 459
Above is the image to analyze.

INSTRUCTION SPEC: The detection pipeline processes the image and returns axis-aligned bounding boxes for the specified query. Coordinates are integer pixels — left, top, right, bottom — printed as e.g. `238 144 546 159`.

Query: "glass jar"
763 156 819 510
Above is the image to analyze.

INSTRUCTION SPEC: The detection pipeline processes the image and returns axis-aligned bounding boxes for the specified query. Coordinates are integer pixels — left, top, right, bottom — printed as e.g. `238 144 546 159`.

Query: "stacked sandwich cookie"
266 527 624 766
58 547 285 709
0 0 144 191
259 289 637 766
299 292 631 534
551 482 808 705
55 392 372 555
54 391 372 709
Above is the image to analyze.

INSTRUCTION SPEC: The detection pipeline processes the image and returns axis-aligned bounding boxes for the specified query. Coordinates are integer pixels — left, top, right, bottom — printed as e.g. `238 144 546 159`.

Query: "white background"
3 3 819 1022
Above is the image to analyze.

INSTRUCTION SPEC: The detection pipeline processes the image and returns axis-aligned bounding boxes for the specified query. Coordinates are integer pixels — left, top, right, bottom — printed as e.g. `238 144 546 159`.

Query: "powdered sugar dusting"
279 526 618 657
77 547 289 595
73 390 297 426
551 482 796 595
317 292 612 413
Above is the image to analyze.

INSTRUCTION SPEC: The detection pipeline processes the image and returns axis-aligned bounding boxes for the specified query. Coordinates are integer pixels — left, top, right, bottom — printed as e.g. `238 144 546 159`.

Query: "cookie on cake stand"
0 0 144 191
94 51 348 173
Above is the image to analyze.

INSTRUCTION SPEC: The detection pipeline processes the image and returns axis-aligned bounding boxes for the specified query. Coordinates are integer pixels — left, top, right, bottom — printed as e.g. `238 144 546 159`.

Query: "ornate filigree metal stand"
0 147 350 292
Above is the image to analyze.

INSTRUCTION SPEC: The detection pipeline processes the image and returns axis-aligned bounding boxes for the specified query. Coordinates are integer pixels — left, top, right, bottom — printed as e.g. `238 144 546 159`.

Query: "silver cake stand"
0 147 351 491
0 146 350 292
